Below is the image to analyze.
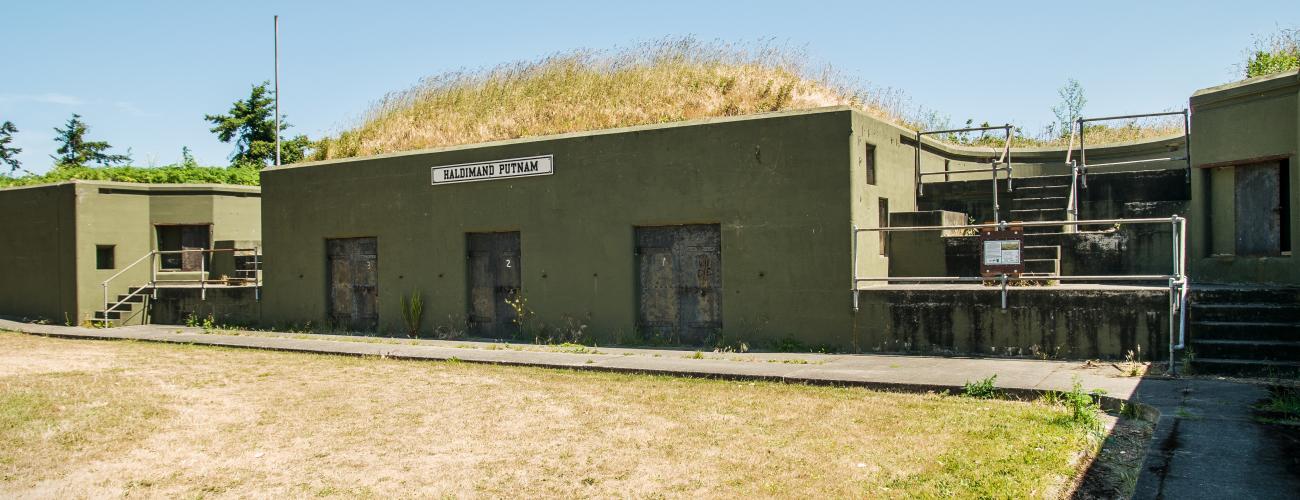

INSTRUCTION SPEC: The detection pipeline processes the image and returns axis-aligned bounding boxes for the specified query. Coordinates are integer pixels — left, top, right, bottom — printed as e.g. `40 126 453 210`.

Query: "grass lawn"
0 331 1124 498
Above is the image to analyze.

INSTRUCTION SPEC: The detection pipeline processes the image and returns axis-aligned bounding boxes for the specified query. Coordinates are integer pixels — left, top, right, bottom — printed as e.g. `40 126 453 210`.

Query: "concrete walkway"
3 318 1297 498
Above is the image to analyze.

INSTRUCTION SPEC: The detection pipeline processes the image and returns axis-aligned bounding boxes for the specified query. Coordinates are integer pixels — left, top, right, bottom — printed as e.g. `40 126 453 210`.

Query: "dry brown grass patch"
1 332 1110 498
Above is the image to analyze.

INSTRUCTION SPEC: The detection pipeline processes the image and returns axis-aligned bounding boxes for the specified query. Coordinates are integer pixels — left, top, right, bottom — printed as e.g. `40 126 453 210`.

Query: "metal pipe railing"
1079 110 1188 123
854 216 1173 233
913 124 1014 201
100 247 263 321
1085 156 1187 169
919 166 1012 176
1076 109 1191 192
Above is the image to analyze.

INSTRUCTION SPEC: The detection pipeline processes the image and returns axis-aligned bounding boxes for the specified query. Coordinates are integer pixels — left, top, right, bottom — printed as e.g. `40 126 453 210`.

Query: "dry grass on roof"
310 36 1184 161
311 37 914 160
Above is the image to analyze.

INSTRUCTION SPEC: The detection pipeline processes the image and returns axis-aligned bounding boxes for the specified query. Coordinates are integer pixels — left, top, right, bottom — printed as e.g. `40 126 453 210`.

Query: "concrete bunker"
0 180 262 326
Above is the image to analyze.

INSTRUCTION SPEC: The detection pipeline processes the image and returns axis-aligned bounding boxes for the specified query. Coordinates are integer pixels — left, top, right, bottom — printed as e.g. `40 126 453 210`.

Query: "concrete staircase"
94 286 151 324
1005 175 1072 278
93 254 262 326
1188 286 1300 374
1006 175 1071 234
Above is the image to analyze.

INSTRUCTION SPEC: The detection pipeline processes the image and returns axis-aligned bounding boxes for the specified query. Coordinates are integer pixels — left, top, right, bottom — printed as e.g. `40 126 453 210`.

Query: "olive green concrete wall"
1189 70 1300 284
263 107 919 348
851 110 922 289
0 183 77 322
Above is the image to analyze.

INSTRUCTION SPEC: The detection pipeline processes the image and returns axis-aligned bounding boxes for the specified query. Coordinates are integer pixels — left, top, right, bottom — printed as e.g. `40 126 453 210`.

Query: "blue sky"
3 0 1296 173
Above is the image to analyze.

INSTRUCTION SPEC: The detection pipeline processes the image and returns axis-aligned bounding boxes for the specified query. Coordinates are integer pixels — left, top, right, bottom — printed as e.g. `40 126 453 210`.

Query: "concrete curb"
1 318 1159 420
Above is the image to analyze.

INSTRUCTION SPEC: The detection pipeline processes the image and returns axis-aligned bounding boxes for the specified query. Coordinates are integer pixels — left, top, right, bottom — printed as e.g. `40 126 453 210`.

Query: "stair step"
1189 339 1300 362
1011 175 1074 189
1023 245 1061 260
104 301 134 312
1190 321 1300 341
1189 357 1300 376
1191 303 1300 323
117 294 145 303
1010 196 1069 210
1024 259 1060 274
1191 287 1300 304
94 311 121 320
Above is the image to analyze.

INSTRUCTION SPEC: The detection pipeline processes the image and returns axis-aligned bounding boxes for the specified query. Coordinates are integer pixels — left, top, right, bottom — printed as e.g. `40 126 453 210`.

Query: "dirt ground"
0 332 1130 498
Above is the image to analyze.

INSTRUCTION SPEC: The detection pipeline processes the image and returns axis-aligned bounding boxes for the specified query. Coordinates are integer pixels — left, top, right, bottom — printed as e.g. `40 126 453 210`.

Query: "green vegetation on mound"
0 165 260 188
1245 27 1300 78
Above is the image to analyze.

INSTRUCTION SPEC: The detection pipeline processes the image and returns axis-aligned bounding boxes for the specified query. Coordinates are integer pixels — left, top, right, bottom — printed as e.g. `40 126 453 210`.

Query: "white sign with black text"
430 155 554 185
982 240 1022 266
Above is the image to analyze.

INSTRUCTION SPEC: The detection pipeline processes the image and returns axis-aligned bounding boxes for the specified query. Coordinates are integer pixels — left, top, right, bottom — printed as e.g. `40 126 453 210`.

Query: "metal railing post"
1004 125 1014 192
914 131 923 196
1169 276 1178 376
149 251 157 298
200 250 207 301
1000 274 1008 310
991 159 1000 223
1077 118 1088 189
1182 109 1192 184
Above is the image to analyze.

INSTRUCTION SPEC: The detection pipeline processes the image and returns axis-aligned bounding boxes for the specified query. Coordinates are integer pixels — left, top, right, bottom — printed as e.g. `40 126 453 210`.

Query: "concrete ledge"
0 317 1163 409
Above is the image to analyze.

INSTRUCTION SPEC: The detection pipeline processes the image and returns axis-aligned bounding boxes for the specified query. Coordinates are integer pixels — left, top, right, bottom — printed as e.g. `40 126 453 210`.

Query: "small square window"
878 198 890 256
865 143 878 185
96 245 115 269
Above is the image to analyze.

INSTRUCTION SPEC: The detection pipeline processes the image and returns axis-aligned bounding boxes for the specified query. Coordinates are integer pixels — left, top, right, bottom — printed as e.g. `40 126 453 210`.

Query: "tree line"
0 81 309 175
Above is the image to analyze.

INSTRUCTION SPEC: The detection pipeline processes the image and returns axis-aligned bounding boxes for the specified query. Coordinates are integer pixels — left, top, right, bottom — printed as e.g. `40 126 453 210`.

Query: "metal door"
468 232 521 336
1235 162 1282 256
327 237 379 332
156 224 210 271
635 224 722 344
179 225 210 271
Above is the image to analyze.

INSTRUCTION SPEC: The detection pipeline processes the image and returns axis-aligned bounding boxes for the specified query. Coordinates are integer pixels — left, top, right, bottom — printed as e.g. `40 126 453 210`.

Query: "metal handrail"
854 216 1176 232
100 247 263 320
851 215 1189 374
914 124 1015 220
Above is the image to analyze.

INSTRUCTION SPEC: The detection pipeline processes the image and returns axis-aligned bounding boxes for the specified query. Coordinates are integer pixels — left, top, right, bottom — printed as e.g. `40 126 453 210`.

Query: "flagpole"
274 14 281 166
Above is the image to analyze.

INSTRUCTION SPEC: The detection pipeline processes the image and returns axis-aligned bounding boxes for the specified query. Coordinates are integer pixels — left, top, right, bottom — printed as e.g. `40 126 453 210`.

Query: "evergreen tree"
51 114 132 167
205 81 311 167
181 146 198 167
0 121 21 173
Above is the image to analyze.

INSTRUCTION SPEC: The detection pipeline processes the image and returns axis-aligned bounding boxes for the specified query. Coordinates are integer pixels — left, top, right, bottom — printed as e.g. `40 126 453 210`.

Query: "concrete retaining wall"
853 287 1169 359
148 287 261 327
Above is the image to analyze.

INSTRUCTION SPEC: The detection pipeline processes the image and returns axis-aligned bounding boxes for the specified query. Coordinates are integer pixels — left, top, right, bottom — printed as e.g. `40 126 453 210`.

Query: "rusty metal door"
327 237 379 332
468 232 521 336
179 225 210 271
635 224 722 344
1235 162 1282 256
156 225 210 271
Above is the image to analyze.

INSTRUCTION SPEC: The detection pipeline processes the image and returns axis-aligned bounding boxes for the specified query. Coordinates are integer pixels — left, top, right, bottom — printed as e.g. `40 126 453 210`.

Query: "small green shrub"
1244 27 1300 78
962 375 999 399
401 290 424 338
1257 386 1300 425
1058 380 1102 432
